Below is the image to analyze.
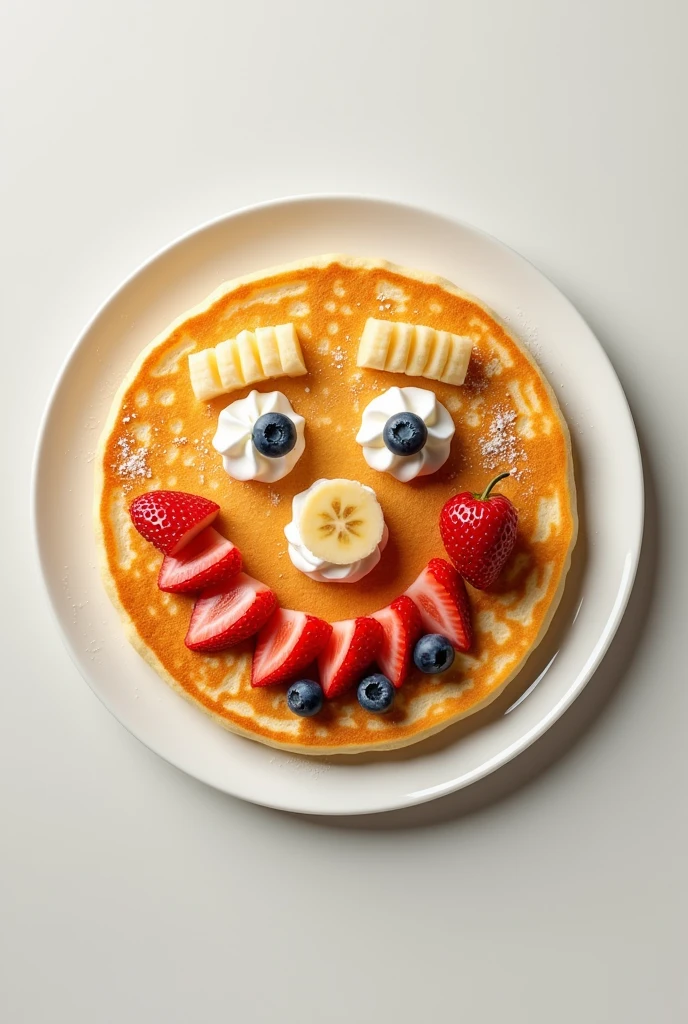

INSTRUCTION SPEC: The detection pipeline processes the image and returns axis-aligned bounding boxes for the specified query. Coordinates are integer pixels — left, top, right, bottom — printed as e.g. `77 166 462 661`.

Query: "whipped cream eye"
356 386 455 482
212 390 305 482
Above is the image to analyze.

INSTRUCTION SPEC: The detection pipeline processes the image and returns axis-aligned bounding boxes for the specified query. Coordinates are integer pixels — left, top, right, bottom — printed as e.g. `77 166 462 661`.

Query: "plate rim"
31 193 645 814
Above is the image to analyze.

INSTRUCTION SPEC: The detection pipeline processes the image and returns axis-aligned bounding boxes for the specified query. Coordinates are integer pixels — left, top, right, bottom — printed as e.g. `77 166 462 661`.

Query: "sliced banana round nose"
298 479 384 565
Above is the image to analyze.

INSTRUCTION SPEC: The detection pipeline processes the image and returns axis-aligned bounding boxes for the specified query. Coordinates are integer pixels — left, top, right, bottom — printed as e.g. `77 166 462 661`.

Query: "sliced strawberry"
130 490 220 555
370 595 423 689
405 558 473 652
185 573 277 653
251 609 332 688
317 617 384 699
158 527 242 594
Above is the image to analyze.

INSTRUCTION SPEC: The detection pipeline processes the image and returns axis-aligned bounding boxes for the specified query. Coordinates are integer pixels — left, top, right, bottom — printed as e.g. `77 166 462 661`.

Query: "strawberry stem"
479 471 510 501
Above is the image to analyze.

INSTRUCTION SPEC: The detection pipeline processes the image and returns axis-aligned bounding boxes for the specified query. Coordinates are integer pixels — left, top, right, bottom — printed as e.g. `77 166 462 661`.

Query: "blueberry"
252 412 297 458
413 634 455 674
357 673 395 713
382 412 428 456
286 679 324 717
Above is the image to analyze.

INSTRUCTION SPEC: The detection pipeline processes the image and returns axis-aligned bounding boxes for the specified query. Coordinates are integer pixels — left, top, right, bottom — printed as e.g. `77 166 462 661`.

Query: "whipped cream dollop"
356 386 455 482
285 481 389 583
212 390 305 483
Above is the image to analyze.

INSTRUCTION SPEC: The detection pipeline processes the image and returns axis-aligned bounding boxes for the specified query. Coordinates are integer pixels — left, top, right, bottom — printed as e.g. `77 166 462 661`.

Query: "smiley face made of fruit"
96 255 577 754
128 341 519 721
130 467 514 720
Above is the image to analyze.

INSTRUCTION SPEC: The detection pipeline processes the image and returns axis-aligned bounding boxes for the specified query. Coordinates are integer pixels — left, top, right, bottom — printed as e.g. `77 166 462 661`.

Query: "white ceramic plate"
32 196 643 815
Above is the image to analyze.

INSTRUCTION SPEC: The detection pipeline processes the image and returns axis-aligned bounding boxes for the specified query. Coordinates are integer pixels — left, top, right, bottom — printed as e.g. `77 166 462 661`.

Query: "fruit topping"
317 616 384 698
413 634 455 674
285 483 388 582
188 323 308 402
405 558 473 652
382 411 428 456
286 679 324 718
357 674 395 713
252 412 297 458
185 574 277 652
130 490 220 556
356 319 473 385
370 595 423 688
439 472 518 590
298 479 384 566
158 527 242 593
252 609 333 687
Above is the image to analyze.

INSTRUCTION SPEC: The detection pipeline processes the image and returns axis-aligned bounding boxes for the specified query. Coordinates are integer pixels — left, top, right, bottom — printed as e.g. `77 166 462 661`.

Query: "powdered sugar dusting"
479 407 527 480
113 436 152 488
332 345 346 369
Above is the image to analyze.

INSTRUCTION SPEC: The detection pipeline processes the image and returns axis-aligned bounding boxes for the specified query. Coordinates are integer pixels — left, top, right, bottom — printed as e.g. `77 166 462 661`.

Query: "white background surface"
1 1 686 1020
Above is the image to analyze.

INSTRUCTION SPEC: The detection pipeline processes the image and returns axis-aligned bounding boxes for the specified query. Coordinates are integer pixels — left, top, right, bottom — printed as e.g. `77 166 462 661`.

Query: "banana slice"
423 329 452 380
189 323 308 402
357 318 473 386
235 330 264 385
298 479 384 566
215 338 244 391
188 349 225 400
357 319 393 370
254 326 283 378
386 322 414 373
406 325 434 377
440 333 473 385
275 323 308 376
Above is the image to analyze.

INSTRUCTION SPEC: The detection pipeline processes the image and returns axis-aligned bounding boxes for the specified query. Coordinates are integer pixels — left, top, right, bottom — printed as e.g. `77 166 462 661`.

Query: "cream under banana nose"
285 479 388 584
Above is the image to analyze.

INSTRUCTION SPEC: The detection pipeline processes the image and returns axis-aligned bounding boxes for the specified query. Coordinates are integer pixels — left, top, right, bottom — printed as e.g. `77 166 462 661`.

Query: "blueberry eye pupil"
253 412 297 458
382 412 427 456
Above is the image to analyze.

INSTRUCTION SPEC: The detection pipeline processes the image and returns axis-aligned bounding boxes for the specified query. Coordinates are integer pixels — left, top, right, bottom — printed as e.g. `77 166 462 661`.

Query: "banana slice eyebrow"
189 323 308 401
356 318 473 385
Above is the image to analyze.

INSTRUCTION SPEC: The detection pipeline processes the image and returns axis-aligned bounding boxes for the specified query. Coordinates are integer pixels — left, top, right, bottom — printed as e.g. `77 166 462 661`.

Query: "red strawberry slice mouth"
132 491 479 710
168 510 219 554
129 490 220 555
318 617 384 699
158 527 242 593
405 558 473 652
252 609 332 688
185 574 276 653
371 595 423 688
320 620 356 691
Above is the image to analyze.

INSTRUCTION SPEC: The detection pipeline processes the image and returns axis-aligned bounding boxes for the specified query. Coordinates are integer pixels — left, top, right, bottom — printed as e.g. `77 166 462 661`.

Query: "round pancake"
94 255 577 754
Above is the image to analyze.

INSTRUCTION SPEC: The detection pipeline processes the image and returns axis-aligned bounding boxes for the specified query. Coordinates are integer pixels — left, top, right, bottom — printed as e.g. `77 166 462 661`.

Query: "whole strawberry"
439 472 518 590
